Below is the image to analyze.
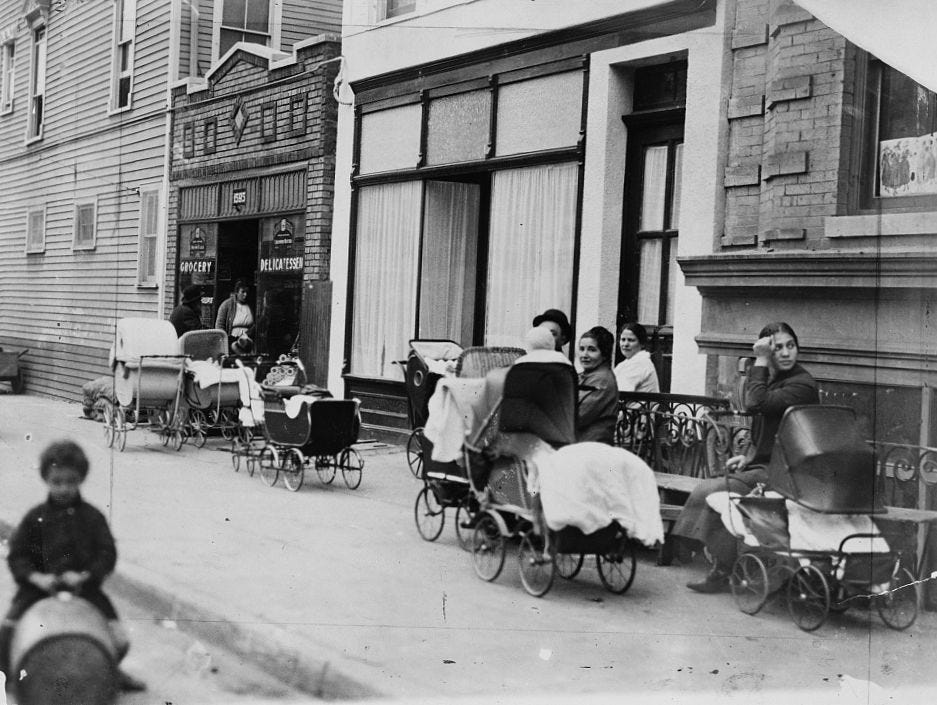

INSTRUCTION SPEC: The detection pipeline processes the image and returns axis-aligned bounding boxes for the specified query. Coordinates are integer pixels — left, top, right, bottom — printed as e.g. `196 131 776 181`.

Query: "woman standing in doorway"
614 322 660 393
215 280 255 354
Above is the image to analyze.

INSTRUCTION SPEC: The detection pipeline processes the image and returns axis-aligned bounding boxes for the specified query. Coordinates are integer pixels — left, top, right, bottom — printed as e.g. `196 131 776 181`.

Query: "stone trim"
727 93 765 119
724 164 761 187
763 150 808 179
824 212 937 238
731 23 768 50
766 75 811 107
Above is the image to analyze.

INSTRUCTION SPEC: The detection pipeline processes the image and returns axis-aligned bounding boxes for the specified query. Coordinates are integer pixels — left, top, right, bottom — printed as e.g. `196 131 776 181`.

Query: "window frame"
109 0 136 113
25 205 45 255
137 187 161 287
72 199 98 251
1 39 14 115
383 0 416 20
855 57 937 213
213 0 277 61
26 24 45 142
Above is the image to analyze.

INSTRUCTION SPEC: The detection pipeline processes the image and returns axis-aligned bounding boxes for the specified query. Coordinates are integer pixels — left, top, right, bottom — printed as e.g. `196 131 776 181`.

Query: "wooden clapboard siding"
196 0 215 74
279 0 342 50
0 0 170 401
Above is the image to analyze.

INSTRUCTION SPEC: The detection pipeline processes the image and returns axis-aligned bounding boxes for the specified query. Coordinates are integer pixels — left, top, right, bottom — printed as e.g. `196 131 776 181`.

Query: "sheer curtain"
420 181 479 345
352 182 422 378
485 163 578 346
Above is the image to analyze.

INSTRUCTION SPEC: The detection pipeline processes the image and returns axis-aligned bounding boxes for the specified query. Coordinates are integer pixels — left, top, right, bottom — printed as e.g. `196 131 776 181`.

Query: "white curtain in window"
637 238 662 325
352 181 422 378
485 163 578 347
640 145 668 231
420 181 479 345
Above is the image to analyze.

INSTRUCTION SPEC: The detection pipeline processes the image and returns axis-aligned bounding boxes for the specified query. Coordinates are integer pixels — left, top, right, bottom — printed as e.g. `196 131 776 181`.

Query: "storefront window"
425 90 490 165
177 223 218 328
495 72 582 156
358 104 422 174
351 182 422 378
256 215 304 358
485 162 578 346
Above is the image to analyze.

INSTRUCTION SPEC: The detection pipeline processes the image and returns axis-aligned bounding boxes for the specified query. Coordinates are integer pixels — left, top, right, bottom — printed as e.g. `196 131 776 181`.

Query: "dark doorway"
216 219 259 324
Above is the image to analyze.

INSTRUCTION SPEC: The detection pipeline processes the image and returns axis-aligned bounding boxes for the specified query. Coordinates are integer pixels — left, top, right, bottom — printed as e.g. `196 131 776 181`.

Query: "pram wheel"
595 541 637 595
406 429 424 479
730 553 769 615
471 513 506 582
190 410 207 449
115 407 128 452
315 455 336 484
102 401 116 448
231 442 242 472
518 532 555 597
340 448 364 490
555 552 584 580
454 496 477 552
876 566 918 630
260 446 280 487
282 448 305 492
414 486 445 541
787 564 830 632
171 429 184 452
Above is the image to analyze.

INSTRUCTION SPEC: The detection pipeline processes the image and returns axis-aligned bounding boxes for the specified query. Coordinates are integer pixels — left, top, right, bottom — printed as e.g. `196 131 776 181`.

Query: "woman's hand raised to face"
752 335 774 364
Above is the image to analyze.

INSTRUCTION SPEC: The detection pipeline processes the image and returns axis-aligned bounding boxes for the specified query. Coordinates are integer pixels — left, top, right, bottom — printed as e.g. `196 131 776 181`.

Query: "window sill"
72 245 96 252
0 106 12 117
25 248 45 255
108 103 133 116
24 133 43 145
136 282 158 289
824 212 937 238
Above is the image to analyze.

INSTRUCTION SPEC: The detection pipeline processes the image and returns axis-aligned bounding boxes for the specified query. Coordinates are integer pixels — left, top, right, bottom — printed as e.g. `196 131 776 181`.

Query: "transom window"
219 0 271 56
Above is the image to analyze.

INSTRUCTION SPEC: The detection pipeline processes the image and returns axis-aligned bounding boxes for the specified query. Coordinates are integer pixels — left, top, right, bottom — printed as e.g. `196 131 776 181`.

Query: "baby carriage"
106 318 186 451
720 405 918 631
413 346 524 548
255 360 363 492
464 362 662 597
401 339 464 478
179 329 245 447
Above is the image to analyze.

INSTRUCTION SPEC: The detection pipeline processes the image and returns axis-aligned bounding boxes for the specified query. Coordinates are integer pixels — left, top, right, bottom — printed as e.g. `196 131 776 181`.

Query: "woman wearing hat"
531 309 572 353
169 285 204 338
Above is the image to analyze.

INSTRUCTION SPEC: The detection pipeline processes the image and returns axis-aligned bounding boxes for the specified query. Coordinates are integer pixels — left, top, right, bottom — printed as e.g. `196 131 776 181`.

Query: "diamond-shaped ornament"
231 97 250 145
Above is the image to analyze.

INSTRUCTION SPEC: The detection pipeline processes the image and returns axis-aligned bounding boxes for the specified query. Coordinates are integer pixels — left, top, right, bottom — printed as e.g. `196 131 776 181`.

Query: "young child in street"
0 440 145 692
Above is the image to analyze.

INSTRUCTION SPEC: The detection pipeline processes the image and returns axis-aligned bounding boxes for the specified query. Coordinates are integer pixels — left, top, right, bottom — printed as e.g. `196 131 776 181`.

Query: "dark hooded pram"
401 340 464 478
412 346 524 548
724 405 917 631
463 362 638 597
254 358 363 492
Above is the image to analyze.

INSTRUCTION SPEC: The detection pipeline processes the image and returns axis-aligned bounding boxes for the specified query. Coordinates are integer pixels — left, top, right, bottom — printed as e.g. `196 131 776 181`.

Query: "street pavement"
1 391 937 704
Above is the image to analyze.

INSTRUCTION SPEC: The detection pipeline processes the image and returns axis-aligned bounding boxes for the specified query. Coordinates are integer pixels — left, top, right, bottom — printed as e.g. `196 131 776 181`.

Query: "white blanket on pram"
283 394 324 419
424 377 491 461
707 491 890 552
185 360 243 389
523 440 664 548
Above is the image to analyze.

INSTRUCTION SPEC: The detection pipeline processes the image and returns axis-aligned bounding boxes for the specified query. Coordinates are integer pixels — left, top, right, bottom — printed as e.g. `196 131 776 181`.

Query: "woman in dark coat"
672 321 819 593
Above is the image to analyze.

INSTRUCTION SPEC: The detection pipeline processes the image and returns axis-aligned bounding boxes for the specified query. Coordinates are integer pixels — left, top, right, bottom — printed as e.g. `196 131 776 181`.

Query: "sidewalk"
2 392 937 704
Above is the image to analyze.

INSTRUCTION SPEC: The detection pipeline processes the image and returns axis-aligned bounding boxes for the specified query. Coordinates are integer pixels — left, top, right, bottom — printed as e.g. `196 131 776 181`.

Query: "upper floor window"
137 189 160 286
861 60 937 209
219 0 270 57
383 0 416 19
111 0 136 111
1 41 13 114
73 201 97 250
27 25 45 140
25 207 45 254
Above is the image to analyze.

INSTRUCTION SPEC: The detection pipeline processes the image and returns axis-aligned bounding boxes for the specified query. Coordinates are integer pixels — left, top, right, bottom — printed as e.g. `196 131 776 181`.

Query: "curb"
0 519 380 700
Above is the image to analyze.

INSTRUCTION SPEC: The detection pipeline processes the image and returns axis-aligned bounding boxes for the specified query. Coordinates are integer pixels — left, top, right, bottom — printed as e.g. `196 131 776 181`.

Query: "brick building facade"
168 36 340 383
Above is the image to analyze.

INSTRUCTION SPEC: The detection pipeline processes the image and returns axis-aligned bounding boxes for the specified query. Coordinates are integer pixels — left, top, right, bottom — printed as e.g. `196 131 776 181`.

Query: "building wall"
0 0 170 399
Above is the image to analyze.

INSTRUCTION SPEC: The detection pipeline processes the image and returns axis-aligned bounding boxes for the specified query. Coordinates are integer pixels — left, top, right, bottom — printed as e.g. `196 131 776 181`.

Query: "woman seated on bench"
672 321 818 593
576 326 619 444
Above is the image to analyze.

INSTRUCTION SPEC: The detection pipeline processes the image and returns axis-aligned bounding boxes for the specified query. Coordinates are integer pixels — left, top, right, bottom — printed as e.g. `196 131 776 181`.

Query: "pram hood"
498 362 577 447
113 318 179 364
180 328 227 361
766 405 885 514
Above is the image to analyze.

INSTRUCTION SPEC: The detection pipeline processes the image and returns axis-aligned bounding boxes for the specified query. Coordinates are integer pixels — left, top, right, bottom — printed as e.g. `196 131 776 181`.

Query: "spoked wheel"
471 513 506 582
407 428 424 479
160 427 171 447
555 552 584 580
595 540 637 595
731 553 770 615
246 453 257 477
220 410 235 440
231 444 242 472
259 446 281 487
102 402 116 448
876 566 918 630
190 410 207 449
115 407 128 452
518 532 555 597
238 425 254 446
454 495 478 551
787 564 831 632
171 430 184 452
340 447 364 490
315 455 337 485
414 486 445 541
281 448 305 493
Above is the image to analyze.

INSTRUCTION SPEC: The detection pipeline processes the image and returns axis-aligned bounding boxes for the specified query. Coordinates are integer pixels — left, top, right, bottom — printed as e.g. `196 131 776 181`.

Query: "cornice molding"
679 252 937 290
351 0 716 96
